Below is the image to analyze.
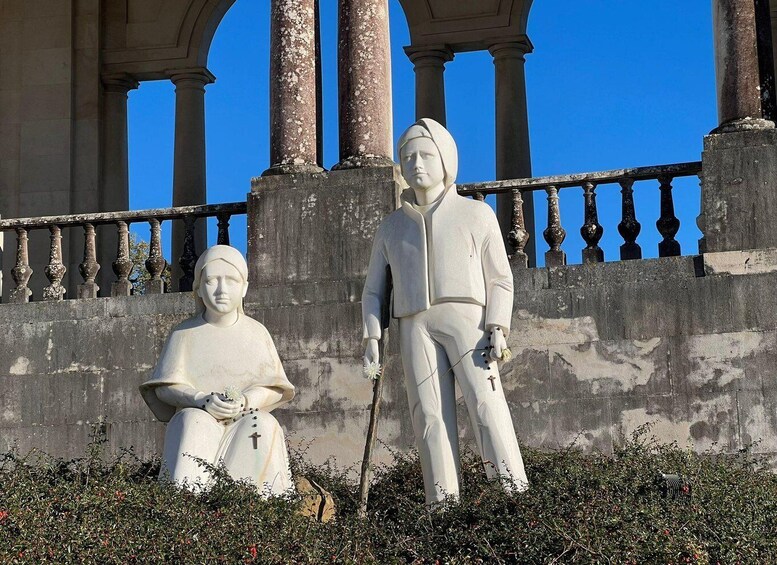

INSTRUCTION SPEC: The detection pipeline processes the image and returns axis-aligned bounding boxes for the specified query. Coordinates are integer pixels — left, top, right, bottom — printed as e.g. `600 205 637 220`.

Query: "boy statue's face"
400 136 445 192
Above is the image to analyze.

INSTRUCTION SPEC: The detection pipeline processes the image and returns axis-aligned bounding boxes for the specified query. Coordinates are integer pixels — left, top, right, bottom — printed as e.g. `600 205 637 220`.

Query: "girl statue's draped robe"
141 314 295 494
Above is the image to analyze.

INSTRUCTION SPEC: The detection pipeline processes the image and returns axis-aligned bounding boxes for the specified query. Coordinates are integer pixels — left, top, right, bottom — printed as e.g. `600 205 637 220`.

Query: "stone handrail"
0 202 246 229
0 202 247 303
458 161 703 267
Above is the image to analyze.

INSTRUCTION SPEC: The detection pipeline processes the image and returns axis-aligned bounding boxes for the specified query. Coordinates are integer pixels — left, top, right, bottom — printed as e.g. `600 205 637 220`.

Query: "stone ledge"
513 255 702 292
250 165 403 193
703 248 777 276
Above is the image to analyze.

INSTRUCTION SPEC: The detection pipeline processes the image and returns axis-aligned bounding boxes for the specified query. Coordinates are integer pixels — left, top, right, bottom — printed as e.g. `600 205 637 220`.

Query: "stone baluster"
335 0 394 168
43 225 66 301
508 189 530 267
618 179 642 260
217 212 231 246
543 185 566 267
178 215 199 292
111 221 133 297
77 223 100 299
10 228 32 303
580 182 604 263
656 175 681 257
265 0 322 175
145 219 166 294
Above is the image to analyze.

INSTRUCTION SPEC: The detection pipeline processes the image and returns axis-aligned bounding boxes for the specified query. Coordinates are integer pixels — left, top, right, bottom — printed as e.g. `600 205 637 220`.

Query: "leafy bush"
128 233 172 295
1 426 776 563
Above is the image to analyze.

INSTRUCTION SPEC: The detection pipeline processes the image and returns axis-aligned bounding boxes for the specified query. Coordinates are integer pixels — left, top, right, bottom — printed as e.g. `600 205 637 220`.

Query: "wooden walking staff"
358 267 392 519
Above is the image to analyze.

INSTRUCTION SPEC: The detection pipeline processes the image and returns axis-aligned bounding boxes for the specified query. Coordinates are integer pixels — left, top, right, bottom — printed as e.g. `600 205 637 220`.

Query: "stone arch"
102 0 239 79
183 0 238 68
396 0 533 52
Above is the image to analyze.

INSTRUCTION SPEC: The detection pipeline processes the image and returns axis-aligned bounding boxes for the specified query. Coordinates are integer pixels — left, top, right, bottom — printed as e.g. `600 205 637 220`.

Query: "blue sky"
128 0 717 265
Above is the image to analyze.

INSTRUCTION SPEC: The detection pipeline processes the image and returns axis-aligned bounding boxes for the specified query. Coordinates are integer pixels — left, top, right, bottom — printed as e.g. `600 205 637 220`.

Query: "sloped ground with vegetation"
1 426 776 564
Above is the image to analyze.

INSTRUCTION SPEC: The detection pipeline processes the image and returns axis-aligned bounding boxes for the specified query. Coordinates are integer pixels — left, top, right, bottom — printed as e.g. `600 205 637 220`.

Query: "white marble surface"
362 119 529 504
140 245 295 495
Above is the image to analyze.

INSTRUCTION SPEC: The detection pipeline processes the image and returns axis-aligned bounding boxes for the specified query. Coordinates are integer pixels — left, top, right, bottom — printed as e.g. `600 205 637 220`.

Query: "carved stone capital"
102 73 139 94
488 37 534 62
167 67 216 90
404 44 454 70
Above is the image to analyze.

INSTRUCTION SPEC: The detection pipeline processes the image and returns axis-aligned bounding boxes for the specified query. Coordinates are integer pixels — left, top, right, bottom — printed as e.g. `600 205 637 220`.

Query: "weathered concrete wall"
1 163 776 469
503 252 777 461
1 248 776 469
0 290 385 467
0 295 189 460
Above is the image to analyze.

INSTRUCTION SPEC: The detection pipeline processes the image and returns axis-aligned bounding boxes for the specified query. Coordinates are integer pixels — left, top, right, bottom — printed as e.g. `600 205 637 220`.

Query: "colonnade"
99 0 393 290
98 0 774 284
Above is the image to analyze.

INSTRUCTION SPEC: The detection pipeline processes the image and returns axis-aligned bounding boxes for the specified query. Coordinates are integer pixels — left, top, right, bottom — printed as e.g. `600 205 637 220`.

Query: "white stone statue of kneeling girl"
140 245 295 496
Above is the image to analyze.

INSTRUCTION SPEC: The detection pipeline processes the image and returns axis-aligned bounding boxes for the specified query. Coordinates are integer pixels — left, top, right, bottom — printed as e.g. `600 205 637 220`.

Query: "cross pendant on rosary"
249 432 261 450
487 375 496 391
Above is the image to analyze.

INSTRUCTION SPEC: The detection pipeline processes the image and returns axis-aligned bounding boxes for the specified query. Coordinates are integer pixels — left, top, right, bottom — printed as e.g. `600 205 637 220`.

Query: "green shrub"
1 426 776 563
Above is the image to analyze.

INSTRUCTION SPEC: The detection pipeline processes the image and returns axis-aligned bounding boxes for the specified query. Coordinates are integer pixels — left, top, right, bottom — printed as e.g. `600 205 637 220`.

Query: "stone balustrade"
0 203 246 303
0 162 704 303
459 161 703 267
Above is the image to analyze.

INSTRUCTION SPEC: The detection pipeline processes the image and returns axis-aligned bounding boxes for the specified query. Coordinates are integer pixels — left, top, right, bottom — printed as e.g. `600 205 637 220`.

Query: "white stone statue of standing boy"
140 245 295 496
362 119 529 505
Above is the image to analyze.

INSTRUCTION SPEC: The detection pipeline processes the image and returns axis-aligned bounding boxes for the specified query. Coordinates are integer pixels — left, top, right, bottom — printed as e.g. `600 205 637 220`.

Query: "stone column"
169 68 214 288
335 0 394 169
100 73 138 295
265 0 322 175
404 45 454 126
712 0 774 131
489 40 536 266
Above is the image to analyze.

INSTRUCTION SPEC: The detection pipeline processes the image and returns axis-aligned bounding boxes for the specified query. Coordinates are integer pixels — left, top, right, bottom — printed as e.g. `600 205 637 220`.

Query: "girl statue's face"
400 136 445 192
197 259 247 316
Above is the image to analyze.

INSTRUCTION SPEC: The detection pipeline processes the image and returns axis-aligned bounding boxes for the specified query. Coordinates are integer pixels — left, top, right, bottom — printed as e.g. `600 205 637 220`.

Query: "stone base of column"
582 248 604 264
262 163 325 177
545 249 566 268
77 283 99 299
247 165 401 302
331 155 395 171
111 280 132 297
145 280 165 295
9 287 31 304
711 117 775 134
701 128 777 252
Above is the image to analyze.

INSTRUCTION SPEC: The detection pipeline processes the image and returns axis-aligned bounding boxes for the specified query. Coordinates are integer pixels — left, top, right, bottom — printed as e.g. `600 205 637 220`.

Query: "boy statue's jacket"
362 184 513 342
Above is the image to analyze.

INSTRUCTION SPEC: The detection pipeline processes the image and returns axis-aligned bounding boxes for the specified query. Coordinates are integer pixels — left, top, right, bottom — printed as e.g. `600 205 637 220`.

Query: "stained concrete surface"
1 249 776 470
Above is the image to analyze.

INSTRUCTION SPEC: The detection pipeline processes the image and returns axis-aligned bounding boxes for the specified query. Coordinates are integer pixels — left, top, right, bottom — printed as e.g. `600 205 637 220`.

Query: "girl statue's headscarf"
397 118 459 189
192 245 249 315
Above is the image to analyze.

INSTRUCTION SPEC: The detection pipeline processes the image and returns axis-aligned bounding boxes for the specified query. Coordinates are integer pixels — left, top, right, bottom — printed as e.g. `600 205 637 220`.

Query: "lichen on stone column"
265 0 323 175
334 0 394 169
712 0 775 132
